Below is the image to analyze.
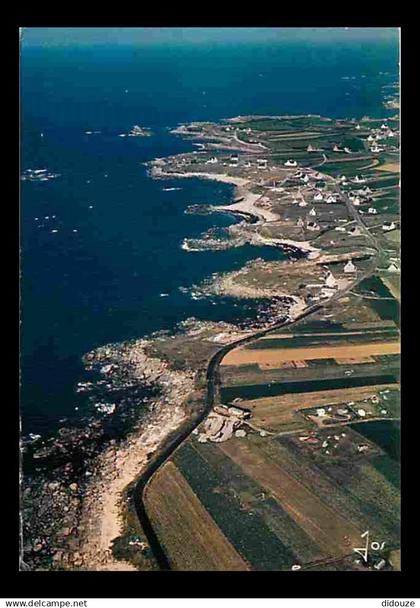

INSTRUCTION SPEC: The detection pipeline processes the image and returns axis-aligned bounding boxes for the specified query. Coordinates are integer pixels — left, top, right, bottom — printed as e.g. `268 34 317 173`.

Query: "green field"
274 434 400 543
221 374 398 403
357 277 400 326
371 454 400 489
239 117 333 131
320 159 375 176
367 176 400 189
245 329 399 350
221 359 400 389
350 420 400 461
173 441 299 570
373 196 399 214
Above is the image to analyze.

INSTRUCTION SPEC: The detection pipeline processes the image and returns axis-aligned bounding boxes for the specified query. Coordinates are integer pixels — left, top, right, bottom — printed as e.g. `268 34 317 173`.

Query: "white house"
353 175 366 183
333 145 341 152
325 271 338 288
344 260 356 273
309 207 317 216
344 147 352 154
326 195 337 204
321 287 336 298
314 192 324 202
206 157 218 164
355 124 361 130
368 207 378 215
292 199 300 205
284 159 297 167
298 200 308 207
380 123 388 130
382 221 397 232
306 221 320 231
296 217 305 227
367 135 375 142
387 262 399 273
302 174 310 183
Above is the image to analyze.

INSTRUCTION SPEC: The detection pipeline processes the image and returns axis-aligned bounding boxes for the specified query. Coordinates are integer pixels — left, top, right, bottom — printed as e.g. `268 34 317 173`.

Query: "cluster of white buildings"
365 122 398 153
382 221 397 232
313 192 339 204
332 144 353 154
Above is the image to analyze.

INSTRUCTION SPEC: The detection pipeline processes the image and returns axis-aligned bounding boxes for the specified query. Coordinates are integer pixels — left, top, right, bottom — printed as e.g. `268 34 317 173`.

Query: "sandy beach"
214 191 279 223
153 167 251 187
152 167 280 223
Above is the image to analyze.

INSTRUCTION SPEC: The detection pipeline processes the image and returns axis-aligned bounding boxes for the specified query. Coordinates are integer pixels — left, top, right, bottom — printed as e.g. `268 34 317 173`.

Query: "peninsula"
22 111 400 573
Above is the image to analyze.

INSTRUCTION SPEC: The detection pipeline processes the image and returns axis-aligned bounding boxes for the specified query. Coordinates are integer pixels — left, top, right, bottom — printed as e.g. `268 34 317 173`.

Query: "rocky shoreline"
21 336 196 571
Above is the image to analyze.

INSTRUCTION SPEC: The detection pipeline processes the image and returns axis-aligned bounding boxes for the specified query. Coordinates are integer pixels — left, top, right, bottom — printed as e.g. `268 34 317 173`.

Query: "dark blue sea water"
21 38 399 435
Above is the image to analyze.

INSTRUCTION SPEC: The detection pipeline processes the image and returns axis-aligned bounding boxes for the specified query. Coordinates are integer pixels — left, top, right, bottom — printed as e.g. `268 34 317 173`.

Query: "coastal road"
132 156 384 570
133 251 379 570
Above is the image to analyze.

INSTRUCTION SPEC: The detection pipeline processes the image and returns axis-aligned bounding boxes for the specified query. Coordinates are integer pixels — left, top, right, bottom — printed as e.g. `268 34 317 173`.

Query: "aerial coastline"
22 97 400 571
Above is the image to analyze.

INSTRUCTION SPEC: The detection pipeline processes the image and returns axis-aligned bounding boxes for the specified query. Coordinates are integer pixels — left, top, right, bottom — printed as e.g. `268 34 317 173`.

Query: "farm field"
275 320 396 334
375 163 399 173
144 461 250 571
173 441 303 570
256 433 400 546
356 277 400 327
145 422 400 570
381 277 400 302
221 374 399 404
221 341 400 368
220 358 400 392
218 438 362 557
138 109 400 573
247 330 399 349
350 420 400 462
240 384 399 433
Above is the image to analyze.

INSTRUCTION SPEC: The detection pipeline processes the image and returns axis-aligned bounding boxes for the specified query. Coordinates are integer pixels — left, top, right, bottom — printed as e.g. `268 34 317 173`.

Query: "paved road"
132 167 382 571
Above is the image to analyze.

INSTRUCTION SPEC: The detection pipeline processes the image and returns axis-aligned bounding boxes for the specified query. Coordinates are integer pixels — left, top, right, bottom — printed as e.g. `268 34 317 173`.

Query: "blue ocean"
21 35 399 436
